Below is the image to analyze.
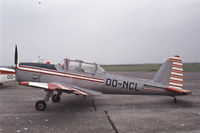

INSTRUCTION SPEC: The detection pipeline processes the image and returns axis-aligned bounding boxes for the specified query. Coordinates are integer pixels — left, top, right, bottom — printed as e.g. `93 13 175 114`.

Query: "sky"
1 0 200 65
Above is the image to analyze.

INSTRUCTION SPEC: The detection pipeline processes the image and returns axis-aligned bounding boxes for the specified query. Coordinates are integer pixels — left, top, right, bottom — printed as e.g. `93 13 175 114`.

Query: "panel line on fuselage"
143 85 166 92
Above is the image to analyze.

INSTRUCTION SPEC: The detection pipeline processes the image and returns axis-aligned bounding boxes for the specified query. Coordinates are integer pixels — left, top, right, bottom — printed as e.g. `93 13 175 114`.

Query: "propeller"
13 45 19 84
14 45 18 65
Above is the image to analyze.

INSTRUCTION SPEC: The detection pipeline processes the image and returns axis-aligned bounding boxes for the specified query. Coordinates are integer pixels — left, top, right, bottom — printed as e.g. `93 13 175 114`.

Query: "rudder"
153 55 183 90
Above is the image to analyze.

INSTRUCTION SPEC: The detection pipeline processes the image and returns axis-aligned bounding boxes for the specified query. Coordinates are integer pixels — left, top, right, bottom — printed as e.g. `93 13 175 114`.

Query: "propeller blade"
14 45 18 65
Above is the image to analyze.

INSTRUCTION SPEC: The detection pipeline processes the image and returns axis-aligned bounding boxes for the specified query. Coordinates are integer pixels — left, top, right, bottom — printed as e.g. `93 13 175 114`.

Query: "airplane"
13 46 191 111
0 67 16 86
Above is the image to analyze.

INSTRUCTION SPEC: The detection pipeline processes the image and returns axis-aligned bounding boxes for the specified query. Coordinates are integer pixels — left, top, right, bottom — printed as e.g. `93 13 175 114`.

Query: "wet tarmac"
0 72 200 133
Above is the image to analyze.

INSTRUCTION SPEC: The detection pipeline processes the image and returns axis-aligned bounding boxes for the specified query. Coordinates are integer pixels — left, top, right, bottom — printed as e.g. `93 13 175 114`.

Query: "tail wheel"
35 100 46 111
52 94 61 103
174 97 177 103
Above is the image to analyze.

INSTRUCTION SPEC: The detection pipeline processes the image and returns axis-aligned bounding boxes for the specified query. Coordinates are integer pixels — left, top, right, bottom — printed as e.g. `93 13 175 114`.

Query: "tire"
52 94 61 103
35 100 46 111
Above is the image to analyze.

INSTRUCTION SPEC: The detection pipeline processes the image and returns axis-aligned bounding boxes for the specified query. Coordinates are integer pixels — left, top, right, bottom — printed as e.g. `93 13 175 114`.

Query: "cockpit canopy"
56 58 106 75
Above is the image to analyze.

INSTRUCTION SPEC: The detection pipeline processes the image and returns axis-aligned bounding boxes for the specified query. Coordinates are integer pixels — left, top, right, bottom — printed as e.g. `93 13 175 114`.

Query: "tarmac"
0 72 200 133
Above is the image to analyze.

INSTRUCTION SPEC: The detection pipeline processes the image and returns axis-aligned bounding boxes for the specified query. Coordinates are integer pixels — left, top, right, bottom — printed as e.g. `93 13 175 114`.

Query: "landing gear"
83 95 86 100
173 96 177 103
35 90 52 111
35 100 46 111
52 94 61 103
35 91 63 111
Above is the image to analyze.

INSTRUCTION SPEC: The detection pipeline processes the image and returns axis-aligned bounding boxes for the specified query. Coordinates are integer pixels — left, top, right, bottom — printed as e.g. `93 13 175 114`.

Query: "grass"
101 63 200 72
183 63 200 72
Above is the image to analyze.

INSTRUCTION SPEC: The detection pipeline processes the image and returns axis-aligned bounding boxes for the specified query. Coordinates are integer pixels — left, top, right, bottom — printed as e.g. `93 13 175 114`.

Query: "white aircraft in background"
0 67 16 86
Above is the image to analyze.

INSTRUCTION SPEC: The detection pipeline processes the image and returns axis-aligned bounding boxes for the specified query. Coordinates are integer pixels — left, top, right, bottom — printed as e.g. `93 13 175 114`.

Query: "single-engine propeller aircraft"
0 67 15 86
13 46 191 111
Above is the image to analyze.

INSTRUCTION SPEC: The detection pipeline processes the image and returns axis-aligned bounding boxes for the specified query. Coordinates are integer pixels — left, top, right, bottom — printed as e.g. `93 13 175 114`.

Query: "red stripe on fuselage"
143 87 165 92
17 65 104 83
18 64 102 81
0 70 15 75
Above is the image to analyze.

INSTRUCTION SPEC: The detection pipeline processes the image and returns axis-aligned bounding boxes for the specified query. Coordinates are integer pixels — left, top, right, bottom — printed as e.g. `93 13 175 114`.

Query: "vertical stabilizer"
153 55 183 90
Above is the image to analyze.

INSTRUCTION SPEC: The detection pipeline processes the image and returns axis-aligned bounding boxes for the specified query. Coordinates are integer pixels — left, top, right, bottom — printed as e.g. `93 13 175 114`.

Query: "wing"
20 82 102 96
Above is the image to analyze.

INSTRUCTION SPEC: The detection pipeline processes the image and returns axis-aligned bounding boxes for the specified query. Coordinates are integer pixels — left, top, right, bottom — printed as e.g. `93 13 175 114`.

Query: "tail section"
153 55 183 90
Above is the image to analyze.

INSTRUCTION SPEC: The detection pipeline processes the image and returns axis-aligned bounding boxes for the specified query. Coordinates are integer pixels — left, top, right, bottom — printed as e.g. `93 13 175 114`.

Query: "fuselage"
16 62 186 96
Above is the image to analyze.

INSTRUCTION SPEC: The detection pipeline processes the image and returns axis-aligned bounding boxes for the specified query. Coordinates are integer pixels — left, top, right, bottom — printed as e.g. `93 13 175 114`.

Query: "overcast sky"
1 0 200 65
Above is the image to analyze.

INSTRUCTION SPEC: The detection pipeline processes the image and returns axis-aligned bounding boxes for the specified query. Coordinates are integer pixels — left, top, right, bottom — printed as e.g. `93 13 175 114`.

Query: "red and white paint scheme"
169 55 184 90
0 67 16 85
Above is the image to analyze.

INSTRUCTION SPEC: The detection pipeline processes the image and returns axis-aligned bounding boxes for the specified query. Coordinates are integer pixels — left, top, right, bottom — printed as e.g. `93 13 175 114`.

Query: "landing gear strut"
173 96 177 103
35 90 53 111
83 95 86 100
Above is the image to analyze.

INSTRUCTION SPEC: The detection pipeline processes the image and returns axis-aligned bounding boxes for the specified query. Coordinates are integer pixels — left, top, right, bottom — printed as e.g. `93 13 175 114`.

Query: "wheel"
51 94 61 103
35 100 46 111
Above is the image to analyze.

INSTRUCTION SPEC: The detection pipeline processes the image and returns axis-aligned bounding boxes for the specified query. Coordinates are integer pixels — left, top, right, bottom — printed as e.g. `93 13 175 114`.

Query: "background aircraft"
13 46 191 111
0 67 15 86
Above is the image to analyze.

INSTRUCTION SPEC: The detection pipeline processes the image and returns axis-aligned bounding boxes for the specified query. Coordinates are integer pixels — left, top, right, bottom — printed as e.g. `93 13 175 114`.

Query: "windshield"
68 61 80 71
56 59 67 70
56 58 107 74
96 65 106 74
81 62 96 74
